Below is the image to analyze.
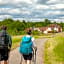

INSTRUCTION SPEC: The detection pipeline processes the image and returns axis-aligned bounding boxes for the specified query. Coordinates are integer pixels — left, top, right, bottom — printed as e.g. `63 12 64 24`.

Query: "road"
2 38 48 64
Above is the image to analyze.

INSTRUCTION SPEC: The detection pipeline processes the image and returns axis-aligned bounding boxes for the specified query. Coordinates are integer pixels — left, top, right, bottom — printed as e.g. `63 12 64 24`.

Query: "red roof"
39 27 47 31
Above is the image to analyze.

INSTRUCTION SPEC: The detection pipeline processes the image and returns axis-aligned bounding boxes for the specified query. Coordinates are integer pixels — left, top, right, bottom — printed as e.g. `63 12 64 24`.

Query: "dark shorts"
0 49 9 61
23 53 32 60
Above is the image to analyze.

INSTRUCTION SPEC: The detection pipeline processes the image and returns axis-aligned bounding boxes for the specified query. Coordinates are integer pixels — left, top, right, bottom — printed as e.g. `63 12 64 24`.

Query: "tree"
53 21 56 24
44 19 51 26
22 20 26 24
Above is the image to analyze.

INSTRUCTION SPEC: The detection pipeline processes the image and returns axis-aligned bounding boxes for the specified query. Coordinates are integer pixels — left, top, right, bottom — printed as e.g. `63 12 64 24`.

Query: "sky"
0 0 64 22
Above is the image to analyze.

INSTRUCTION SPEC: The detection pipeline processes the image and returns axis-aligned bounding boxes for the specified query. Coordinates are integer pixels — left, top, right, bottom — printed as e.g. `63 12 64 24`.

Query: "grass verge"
44 32 64 64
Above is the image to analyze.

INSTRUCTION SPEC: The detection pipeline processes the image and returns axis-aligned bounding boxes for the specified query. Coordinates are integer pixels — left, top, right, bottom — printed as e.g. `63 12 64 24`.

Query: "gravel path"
1 38 48 64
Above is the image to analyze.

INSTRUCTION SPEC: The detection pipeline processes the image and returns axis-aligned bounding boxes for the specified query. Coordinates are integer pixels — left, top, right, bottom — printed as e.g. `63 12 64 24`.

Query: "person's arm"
32 37 37 51
7 34 12 49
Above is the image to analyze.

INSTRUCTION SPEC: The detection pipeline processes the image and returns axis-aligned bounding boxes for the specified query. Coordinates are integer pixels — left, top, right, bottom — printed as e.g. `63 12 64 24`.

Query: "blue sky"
0 0 64 22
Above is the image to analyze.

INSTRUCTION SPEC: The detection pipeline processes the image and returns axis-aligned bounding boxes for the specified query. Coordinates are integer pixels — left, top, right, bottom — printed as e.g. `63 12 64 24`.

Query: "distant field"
44 32 64 64
11 33 53 50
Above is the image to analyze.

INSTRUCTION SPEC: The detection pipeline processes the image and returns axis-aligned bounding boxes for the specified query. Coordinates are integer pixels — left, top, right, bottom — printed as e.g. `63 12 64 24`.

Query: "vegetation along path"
8 39 48 64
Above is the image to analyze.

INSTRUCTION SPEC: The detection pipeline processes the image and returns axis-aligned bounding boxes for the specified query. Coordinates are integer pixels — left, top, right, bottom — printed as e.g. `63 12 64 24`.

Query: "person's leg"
27 60 31 64
25 60 27 64
0 61 1 64
29 60 31 64
4 49 9 64
23 55 27 64
27 53 32 64
4 61 8 64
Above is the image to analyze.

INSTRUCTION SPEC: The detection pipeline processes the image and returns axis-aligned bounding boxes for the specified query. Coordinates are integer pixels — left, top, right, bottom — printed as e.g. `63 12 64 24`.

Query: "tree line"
0 18 64 35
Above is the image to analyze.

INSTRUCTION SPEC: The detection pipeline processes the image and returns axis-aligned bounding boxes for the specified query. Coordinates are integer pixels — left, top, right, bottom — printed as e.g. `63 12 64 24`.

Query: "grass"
11 33 53 50
33 33 53 39
44 32 64 64
11 35 24 50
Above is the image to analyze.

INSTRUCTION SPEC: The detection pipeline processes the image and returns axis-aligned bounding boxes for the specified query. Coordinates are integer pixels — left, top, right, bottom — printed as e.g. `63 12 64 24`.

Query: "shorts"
0 49 9 61
23 53 32 60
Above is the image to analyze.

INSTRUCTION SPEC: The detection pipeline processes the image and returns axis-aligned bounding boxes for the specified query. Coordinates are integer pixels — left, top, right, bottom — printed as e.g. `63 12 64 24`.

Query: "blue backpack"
19 36 32 55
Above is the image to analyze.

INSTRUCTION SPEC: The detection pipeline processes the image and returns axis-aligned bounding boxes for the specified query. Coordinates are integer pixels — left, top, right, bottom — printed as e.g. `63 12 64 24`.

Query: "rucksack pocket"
19 44 29 54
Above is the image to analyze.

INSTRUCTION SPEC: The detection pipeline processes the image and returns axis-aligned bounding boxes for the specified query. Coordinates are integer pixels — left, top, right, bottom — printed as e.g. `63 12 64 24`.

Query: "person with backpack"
0 25 12 64
19 28 37 64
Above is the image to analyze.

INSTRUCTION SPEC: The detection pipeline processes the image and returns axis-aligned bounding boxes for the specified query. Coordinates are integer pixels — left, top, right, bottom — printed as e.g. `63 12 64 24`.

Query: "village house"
33 27 40 32
48 24 62 33
32 24 62 34
39 27 48 34
41 24 62 34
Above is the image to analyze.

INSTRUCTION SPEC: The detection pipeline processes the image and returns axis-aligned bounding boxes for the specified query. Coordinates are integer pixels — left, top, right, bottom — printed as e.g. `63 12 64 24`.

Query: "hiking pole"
0 54 1 60
20 54 23 64
32 49 34 62
34 49 36 64
8 50 10 64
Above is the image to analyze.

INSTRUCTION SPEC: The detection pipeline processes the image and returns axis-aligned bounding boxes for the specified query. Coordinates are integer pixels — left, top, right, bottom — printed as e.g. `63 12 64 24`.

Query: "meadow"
44 32 64 64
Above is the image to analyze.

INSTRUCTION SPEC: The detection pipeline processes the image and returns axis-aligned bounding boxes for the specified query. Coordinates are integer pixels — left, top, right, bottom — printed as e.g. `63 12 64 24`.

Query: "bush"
32 30 40 35
20 31 26 35
51 30 55 33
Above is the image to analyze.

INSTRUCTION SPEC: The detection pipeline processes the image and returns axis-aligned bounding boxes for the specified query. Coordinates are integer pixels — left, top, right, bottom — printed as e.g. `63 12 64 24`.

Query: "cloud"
49 4 64 10
47 0 64 4
0 15 12 20
0 0 9 4
0 0 64 22
37 0 49 4
8 8 30 15
0 0 32 4
35 4 49 9
46 10 64 15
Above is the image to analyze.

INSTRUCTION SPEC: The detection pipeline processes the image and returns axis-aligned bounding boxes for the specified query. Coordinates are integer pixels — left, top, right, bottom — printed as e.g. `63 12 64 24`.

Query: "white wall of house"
54 27 58 32
46 27 52 31
61 28 62 32
43 27 51 34
33 28 40 31
43 31 48 34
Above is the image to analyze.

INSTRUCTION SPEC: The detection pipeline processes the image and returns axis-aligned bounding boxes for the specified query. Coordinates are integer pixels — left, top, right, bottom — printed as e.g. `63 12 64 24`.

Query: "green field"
44 32 64 64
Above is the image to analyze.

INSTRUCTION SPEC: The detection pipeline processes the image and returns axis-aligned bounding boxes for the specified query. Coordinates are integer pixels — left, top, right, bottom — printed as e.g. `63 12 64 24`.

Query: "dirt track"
1 38 48 64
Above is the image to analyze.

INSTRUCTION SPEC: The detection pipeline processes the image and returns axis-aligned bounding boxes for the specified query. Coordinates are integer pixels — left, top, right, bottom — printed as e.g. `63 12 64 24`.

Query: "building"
39 24 62 34
33 27 40 32
48 24 62 33
32 24 62 34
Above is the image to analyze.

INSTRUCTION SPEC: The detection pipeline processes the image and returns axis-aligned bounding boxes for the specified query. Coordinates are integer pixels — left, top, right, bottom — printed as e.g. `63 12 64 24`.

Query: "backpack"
0 31 9 49
19 36 32 55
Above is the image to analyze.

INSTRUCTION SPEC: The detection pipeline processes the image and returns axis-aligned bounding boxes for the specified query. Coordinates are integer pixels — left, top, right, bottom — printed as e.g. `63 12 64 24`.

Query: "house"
32 24 62 34
39 24 62 34
33 27 40 32
39 27 48 34
48 24 62 33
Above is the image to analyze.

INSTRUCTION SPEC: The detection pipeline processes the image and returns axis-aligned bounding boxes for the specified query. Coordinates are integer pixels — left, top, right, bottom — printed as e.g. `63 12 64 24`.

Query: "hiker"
0 25 12 64
19 28 37 64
